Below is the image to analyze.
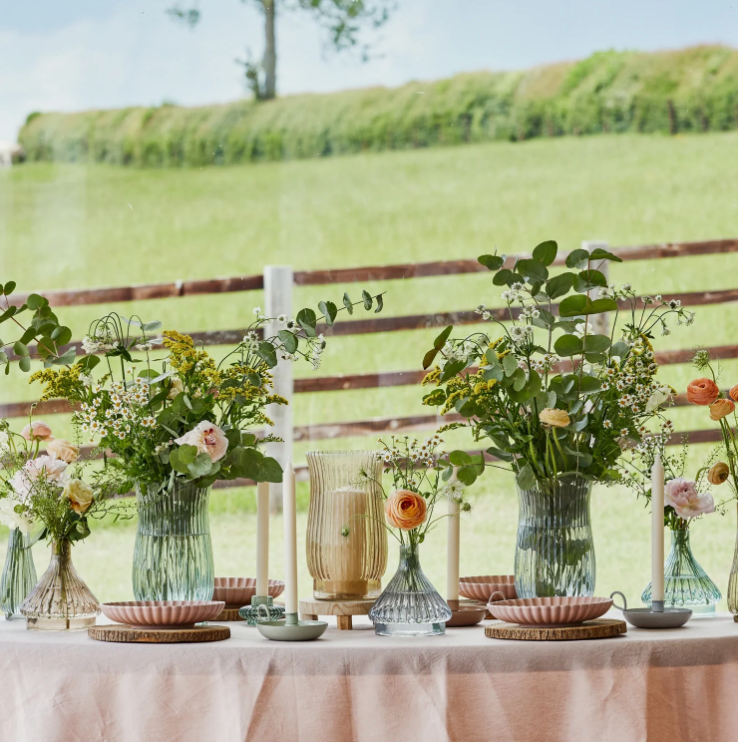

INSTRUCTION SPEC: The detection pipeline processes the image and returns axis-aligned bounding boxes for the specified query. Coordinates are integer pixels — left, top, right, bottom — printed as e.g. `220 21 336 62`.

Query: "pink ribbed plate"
101 601 225 628
490 597 613 627
459 575 517 603
212 578 285 607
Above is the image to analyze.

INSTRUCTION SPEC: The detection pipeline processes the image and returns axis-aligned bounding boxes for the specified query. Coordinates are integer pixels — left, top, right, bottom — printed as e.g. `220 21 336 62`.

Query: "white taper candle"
256 481 270 597
447 495 460 602
651 453 665 609
283 459 298 615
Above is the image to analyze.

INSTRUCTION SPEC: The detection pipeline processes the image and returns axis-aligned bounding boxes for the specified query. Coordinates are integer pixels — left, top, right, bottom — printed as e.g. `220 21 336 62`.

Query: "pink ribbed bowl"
212 577 285 607
490 597 613 627
101 601 225 628
459 575 517 603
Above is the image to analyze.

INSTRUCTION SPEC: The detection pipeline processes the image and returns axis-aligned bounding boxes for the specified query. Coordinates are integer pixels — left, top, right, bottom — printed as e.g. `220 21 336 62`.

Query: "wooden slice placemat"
485 618 626 641
88 624 231 643
216 607 245 622
299 598 375 630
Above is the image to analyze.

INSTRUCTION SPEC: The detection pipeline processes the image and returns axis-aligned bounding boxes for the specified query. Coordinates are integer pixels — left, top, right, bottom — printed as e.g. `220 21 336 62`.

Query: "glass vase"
369 543 451 636
20 540 99 630
306 451 387 600
643 527 721 616
515 473 595 598
1 528 37 620
133 480 214 601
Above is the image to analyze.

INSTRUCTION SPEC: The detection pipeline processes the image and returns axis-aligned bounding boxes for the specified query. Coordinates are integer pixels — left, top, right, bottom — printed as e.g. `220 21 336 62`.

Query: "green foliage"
19 45 738 168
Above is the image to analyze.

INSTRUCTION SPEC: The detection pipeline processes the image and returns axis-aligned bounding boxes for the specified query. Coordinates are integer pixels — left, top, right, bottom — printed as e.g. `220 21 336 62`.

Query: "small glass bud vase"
21 540 100 631
369 543 451 636
1 528 37 620
642 527 721 617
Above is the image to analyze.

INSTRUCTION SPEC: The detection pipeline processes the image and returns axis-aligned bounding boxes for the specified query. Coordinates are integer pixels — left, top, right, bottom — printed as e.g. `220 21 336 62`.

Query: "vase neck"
399 542 420 564
669 527 691 549
51 540 72 559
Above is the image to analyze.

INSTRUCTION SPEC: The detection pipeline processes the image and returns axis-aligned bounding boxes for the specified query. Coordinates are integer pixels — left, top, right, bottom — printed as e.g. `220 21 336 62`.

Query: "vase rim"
306 450 379 457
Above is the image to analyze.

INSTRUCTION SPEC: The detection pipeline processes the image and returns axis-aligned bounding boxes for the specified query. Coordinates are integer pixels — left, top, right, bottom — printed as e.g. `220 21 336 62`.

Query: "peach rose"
708 462 730 486
709 398 735 421
21 421 54 442
175 421 228 462
63 479 94 515
47 438 80 464
687 378 720 406
730 385 738 403
539 408 570 428
167 378 184 400
385 489 427 530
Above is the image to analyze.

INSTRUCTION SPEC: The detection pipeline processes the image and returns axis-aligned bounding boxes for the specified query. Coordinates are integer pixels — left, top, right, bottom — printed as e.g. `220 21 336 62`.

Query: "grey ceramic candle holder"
256 611 328 641
610 591 691 629
239 595 285 626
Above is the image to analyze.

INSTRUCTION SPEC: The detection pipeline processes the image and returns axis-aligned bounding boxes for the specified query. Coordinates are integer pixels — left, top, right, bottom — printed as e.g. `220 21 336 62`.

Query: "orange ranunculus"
385 489 427 531
729 385 738 403
710 398 735 421
687 378 720 406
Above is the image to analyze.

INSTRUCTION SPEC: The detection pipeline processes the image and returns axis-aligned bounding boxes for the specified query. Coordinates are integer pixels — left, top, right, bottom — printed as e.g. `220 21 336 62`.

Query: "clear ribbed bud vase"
306 451 388 600
1 528 37 620
20 540 99 631
133 480 214 601
369 543 451 636
515 474 595 598
644 527 721 616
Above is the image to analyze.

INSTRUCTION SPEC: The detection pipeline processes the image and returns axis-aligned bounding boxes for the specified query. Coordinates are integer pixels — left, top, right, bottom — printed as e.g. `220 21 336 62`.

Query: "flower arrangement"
0 420 124 544
30 291 384 493
359 435 471 548
420 240 694 490
619 432 718 530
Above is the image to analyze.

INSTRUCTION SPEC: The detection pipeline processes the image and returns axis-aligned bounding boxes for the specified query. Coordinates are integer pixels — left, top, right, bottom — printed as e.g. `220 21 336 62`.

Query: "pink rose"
10 455 69 500
175 421 228 462
664 477 715 519
21 421 54 442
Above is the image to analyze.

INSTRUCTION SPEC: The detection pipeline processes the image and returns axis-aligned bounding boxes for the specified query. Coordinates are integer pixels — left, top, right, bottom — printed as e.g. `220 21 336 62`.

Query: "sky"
2 0 738 141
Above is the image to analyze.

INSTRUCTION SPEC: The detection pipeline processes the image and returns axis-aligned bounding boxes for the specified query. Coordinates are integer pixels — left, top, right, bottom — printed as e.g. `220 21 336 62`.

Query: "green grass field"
2 131 738 610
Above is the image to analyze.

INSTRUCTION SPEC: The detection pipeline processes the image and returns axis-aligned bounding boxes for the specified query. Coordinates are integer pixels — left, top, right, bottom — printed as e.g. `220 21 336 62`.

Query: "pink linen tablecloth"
1 613 737 742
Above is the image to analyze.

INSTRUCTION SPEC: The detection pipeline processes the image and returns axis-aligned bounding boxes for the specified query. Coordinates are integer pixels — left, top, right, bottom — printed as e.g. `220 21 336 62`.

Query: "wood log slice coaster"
299 598 375 630
485 618 627 641
216 607 245 622
88 624 231 643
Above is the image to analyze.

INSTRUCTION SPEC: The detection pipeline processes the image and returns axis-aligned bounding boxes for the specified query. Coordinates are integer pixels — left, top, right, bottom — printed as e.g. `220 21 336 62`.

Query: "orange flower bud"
709 398 735 421
687 378 720 406
385 489 427 530
729 385 738 403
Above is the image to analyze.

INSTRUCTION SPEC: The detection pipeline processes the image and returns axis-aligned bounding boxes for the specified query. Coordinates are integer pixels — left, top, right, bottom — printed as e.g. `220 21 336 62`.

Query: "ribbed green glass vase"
133 480 214 601
1 528 37 620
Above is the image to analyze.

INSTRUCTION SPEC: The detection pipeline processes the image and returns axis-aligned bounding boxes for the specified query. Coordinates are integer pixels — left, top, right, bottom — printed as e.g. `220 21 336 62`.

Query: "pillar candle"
651 453 665 610
283 459 298 615
447 495 460 602
256 481 269 597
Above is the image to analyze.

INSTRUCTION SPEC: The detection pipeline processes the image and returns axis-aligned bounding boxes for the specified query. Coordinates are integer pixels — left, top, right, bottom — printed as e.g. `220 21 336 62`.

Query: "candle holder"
610 591 691 629
445 599 487 628
239 595 286 626
256 611 328 641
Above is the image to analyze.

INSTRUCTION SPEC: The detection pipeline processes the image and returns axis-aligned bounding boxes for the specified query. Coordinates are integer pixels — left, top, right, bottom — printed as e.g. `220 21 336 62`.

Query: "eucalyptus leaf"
256 341 278 368
449 450 472 466
478 254 504 271
342 293 354 315
545 272 575 300
565 249 590 269
318 301 338 326
516 259 548 283
516 465 536 490
502 353 518 377
589 247 623 263
278 330 298 353
553 334 583 357
456 465 478 486
362 290 372 310
583 334 611 353
18 356 31 372
532 240 558 266
188 452 213 478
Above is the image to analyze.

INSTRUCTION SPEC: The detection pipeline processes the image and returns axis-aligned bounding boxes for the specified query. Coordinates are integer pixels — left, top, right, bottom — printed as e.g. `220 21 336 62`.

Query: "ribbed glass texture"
515 474 595 598
643 528 721 616
369 544 451 636
1 528 37 620
133 481 214 601
728 504 738 615
20 540 99 630
306 451 387 600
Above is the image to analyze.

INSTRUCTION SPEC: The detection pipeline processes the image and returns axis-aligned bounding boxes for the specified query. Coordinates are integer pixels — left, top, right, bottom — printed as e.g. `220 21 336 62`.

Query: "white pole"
264 265 294 513
582 240 610 336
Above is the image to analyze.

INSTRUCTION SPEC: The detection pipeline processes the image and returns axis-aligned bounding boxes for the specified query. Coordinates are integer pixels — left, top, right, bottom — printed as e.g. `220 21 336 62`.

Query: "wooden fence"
3 237 737 488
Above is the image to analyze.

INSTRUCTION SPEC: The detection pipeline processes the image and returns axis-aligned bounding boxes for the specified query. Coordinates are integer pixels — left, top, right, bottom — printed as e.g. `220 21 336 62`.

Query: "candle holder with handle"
610 591 691 629
239 595 285 625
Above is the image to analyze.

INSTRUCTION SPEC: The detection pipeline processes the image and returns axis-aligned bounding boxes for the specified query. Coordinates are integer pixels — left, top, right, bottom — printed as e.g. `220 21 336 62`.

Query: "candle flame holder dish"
610 591 691 629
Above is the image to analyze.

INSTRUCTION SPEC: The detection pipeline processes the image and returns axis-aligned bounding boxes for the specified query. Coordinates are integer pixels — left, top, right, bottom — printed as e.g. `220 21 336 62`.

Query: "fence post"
263 266 294 513
582 240 610 336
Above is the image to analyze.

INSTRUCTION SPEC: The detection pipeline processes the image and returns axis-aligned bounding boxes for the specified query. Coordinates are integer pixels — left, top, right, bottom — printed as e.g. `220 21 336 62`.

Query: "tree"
168 0 396 100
